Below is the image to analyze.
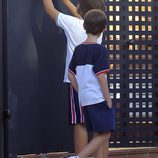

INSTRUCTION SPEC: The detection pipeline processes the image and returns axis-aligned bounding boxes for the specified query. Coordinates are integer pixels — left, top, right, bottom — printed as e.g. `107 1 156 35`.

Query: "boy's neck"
84 33 100 43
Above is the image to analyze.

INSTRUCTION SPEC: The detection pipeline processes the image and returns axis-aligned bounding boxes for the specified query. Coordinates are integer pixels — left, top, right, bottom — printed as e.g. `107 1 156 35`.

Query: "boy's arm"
68 71 78 92
43 0 59 22
62 0 80 18
97 73 112 109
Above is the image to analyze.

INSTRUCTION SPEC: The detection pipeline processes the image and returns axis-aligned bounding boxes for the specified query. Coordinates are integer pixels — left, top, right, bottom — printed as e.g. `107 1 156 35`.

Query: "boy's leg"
78 132 110 158
69 84 88 154
93 133 110 158
74 124 88 154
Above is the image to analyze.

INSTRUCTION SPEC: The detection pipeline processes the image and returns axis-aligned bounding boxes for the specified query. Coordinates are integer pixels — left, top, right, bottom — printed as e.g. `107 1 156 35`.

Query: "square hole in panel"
148 73 152 79
110 83 114 89
142 74 146 79
135 83 140 89
148 102 152 108
142 35 146 40
141 6 146 12
141 16 146 21
148 64 152 69
109 35 114 40
129 54 133 60
129 73 133 79
109 25 114 31
142 44 146 50
116 83 120 89
116 6 120 11
109 73 113 80
148 6 152 12
109 15 114 21
148 83 152 89
129 93 133 99
135 45 139 50
109 45 114 50
116 25 120 31
136 112 140 118
142 64 146 69
129 83 133 89
116 35 120 40
129 102 133 108
142 93 146 98
116 93 120 99
136 102 140 108
142 112 146 118
109 54 114 60
129 16 133 21
135 16 139 21
135 55 140 60
116 45 120 50
136 73 140 79
142 25 146 31
129 112 134 118
116 15 120 21
148 92 152 98
148 16 152 22
135 35 139 41
129 6 133 12
148 25 152 31
135 64 139 70
116 64 120 70
142 102 146 108
116 54 120 60
129 64 133 70
136 93 140 98
135 25 139 31
116 73 120 79
142 55 146 60
109 6 114 11
142 83 146 89
148 45 152 50
135 6 139 12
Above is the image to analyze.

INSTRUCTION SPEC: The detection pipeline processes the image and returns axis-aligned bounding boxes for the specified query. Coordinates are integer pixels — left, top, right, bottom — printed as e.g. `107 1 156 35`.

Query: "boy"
43 0 106 155
68 9 115 158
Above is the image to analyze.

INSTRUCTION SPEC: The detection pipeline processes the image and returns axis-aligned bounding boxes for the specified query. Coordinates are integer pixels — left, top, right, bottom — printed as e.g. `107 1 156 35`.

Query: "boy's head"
83 9 107 36
77 0 105 18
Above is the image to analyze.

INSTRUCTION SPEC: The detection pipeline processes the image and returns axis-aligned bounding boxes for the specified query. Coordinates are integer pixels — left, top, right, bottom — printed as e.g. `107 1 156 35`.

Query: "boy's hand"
105 97 112 109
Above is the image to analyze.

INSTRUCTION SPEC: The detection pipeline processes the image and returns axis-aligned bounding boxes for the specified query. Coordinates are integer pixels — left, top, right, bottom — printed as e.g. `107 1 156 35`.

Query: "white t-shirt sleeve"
56 12 75 31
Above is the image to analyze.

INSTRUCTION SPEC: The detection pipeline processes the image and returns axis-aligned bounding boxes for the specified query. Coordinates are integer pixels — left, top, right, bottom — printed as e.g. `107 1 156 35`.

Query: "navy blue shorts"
83 101 116 133
68 84 85 125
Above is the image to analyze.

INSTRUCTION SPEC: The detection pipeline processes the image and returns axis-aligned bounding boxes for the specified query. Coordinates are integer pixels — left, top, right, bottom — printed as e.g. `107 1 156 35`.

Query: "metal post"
2 0 10 158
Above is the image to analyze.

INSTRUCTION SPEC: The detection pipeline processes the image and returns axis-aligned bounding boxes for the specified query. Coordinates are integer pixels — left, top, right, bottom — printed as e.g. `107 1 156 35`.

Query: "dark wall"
7 0 73 156
0 0 3 157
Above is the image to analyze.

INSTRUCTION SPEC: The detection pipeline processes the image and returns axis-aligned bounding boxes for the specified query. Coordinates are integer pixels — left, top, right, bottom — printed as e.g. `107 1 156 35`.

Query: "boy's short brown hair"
83 9 107 35
77 0 105 18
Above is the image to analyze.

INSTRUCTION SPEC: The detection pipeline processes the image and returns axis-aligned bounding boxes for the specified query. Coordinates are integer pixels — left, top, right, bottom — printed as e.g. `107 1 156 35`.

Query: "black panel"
105 0 158 147
7 0 73 156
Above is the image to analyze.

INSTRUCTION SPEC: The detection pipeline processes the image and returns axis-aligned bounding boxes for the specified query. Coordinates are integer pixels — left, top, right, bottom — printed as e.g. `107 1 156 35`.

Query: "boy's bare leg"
93 133 110 158
78 132 110 158
74 124 88 154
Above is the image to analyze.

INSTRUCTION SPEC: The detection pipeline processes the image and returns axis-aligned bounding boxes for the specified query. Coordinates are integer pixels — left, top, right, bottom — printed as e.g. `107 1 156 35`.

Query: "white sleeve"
56 12 75 31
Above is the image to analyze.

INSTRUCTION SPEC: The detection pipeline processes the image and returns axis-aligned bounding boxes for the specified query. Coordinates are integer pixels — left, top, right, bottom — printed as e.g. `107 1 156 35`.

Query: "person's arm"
68 71 78 92
97 73 112 109
43 0 59 22
62 0 80 18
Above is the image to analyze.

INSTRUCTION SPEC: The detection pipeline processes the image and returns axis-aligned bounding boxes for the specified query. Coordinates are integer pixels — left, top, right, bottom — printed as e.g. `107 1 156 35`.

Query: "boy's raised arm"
62 0 80 18
43 0 59 22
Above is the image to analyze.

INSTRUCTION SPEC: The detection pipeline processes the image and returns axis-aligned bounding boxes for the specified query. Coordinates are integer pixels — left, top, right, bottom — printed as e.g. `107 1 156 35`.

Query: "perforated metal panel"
104 0 158 147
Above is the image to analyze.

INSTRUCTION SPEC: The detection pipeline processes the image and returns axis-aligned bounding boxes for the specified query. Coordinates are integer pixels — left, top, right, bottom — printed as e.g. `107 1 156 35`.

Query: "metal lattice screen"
104 0 158 147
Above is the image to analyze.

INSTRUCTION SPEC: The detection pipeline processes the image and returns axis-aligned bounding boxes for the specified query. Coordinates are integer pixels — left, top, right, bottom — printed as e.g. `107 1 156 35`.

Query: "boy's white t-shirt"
56 12 103 83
